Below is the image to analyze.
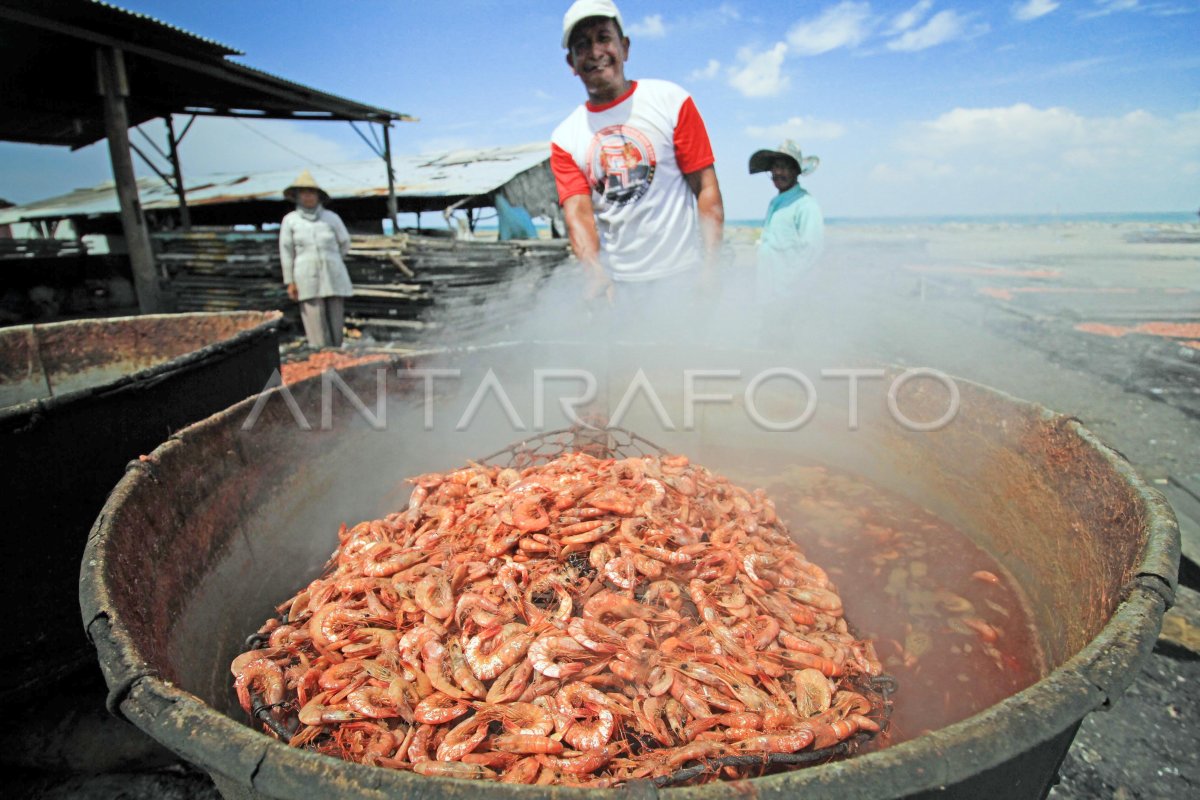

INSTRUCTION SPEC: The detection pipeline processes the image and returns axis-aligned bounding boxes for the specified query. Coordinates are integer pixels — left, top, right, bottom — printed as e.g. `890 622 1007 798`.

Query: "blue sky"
1 0 1197 219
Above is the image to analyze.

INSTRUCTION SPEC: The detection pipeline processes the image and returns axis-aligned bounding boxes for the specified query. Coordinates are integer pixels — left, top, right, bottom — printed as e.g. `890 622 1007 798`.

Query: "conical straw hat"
748 139 819 176
283 169 330 203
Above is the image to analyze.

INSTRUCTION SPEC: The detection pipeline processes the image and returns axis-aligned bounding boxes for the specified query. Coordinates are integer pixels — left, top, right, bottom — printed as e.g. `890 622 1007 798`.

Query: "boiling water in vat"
713 450 1046 747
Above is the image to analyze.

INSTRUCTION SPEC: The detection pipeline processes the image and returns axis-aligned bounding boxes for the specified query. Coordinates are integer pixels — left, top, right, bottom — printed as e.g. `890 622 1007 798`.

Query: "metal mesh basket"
479 422 668 469
248 424 898 783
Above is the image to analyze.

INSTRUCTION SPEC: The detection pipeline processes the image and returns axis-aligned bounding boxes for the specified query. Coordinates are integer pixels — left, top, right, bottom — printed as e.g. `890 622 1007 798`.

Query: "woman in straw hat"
280 170 353 348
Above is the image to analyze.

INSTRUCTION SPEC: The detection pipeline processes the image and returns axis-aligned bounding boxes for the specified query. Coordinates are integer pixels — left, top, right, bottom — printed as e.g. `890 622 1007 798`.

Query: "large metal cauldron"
0 311 281 700
80 343 1178 799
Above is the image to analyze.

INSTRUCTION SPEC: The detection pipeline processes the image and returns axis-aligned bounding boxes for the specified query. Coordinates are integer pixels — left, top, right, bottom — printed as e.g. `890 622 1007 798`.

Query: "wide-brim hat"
283 169 330 203
562 0 624 48
749 139 819 176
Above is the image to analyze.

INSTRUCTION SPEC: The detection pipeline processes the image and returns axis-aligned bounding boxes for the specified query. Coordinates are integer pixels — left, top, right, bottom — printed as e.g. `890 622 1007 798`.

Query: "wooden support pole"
98 46 163 313
165 115 191 231
382 122 398 235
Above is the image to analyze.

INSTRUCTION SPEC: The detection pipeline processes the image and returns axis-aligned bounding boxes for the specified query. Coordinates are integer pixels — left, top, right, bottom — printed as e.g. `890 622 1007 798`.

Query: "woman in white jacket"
280 170 353 348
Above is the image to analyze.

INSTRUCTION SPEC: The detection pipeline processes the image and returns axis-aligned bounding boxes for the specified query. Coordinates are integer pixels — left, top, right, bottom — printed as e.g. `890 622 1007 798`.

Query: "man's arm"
562 193 613 301
685 165 725 277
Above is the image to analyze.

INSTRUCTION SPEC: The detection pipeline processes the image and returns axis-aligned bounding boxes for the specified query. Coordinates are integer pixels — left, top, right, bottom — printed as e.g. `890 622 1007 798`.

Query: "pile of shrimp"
231 451 885 786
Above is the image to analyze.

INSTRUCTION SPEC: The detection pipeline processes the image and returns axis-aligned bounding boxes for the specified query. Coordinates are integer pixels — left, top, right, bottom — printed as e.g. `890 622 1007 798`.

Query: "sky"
1 0 1197 220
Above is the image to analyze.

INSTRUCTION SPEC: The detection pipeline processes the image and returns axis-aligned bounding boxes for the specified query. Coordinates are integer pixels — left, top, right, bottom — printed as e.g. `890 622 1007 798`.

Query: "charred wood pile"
153 230 570 344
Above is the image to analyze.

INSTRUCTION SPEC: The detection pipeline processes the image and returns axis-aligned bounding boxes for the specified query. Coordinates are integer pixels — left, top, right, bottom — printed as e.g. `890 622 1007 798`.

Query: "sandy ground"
8 220 1198 798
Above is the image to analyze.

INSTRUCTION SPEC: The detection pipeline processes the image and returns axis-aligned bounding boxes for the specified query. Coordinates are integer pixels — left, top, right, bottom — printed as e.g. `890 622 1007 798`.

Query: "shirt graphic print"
588 125 656 206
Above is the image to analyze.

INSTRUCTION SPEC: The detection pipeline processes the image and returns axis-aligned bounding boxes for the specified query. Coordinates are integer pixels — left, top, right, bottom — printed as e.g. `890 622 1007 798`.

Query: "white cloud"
746 116 847 141
1012 0 1060 21
1079 0 1141 18
869 104 1200 212
628 14 666 38
786 2 873 56
689 59 722 81
889 0 935 34
727 42 790 97
886 10 983 51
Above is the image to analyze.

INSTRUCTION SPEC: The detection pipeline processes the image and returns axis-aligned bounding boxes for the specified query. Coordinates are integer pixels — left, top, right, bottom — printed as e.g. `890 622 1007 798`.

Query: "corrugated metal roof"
0 142 552 224
89 0 242 56
0 0 411 147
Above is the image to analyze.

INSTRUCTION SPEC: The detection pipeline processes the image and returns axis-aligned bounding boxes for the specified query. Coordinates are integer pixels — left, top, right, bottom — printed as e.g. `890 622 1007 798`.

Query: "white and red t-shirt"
550 79 715 282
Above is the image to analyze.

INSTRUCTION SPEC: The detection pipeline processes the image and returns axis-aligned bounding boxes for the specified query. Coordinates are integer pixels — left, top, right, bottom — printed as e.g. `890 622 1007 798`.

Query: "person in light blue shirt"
749 140 823 308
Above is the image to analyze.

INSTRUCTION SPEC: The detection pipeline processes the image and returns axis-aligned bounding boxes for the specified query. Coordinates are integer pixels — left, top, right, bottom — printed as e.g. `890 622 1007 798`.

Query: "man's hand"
584 268 615 303
685 166 725 294
286 282 299 301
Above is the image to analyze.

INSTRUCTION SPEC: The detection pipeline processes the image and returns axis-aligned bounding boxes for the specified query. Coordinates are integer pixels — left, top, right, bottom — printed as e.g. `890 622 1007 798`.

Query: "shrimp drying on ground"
230 450 889 786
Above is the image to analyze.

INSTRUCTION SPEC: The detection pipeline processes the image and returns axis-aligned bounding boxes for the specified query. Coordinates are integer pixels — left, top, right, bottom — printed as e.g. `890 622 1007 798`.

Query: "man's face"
297 188 320 209
770 159 800 193
567 18 629 101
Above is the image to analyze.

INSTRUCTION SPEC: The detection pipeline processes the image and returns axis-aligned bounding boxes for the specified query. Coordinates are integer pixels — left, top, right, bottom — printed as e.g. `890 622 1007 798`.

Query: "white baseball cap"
561 0 625 49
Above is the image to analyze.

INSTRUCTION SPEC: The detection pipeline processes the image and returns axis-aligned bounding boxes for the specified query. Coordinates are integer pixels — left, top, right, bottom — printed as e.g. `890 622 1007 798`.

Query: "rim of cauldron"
0 310 283 422
80 359 1180 799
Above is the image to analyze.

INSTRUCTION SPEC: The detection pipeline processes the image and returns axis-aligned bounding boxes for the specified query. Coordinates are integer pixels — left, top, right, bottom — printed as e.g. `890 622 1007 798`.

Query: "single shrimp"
556 681 616 750
435 714 491 761
462 751 519 770
407 722 435 763
234 658 284 714
972 569 1002 586
630 696 674 746
496 561 527 603
736 614 781 650
662 739 726 768
308 604 380 652
483 521 521 557
464 623 535 681
298 692 362 726
558 520 617 545
566 617 623 654
359 543 426 577
445 639 488 698
490 700 555 736
318 660 365 692
230 647 285 677
490 734 564 755
511 496 550 532
421 640 468 699
412 761 496 780
535 742 619 774
528 634 589 679
636 544 690 566
413 691 470 725
523 576 573 625
347 685 408 720
335 721 397 763
583 486 635 515
454 592 508 629
500 756 542 784
414 572 453 620
786 587 844 615
486 659 534 704
793 668 834 717
732 724 817 753
582 591 654 622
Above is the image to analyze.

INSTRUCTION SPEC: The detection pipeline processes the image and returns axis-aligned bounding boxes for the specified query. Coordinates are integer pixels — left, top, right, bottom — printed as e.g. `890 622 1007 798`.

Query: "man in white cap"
748 140 823 340
550 0 724 309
